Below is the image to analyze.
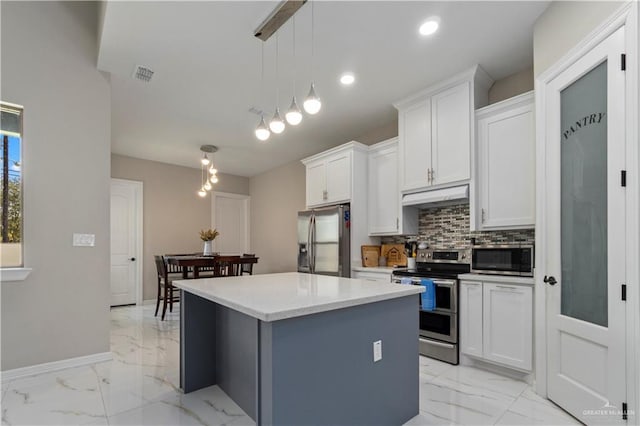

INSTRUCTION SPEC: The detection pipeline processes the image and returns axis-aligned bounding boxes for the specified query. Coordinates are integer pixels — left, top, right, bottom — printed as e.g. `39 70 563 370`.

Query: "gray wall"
1 1 111 370
111 154 249 300
488 68 534 104
249 160 306 274
533 1 625 77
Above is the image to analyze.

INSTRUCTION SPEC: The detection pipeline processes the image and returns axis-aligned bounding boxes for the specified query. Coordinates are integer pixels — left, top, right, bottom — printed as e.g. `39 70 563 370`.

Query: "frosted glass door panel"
315 213 339 243
314 244 339 273
560 61 608 327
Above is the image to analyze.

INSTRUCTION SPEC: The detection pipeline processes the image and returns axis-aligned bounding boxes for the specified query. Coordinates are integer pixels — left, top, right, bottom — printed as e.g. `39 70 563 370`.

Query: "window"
1 102 23 268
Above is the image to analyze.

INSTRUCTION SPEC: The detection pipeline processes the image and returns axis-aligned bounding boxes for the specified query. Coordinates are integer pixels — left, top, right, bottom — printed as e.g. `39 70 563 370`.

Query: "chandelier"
253 0 321 142
197 145 219 197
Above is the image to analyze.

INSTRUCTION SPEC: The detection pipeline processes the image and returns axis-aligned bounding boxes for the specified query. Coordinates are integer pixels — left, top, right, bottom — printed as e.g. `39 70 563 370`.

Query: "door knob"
543 275 557 285
130 257 136 261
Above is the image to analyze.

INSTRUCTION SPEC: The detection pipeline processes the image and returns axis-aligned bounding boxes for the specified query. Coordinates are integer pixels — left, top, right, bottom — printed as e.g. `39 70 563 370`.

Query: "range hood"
402 185 469 208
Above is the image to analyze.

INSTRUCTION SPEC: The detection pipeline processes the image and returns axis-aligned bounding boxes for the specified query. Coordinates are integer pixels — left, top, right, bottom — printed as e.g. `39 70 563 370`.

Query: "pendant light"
269 32 286 134
285 17 303 126
255 43 271 141
303 0 321 115
196 145 219 196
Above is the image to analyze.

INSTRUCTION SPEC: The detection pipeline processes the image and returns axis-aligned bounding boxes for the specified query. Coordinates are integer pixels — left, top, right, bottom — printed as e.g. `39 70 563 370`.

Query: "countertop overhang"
173 272 424 322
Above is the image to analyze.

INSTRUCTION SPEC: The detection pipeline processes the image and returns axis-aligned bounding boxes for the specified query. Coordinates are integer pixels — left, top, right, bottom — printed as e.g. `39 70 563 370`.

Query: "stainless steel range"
391 248 470 365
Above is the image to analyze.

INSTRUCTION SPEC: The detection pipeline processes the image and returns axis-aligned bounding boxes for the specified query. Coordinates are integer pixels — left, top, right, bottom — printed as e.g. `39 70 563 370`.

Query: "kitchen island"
173 272 423 426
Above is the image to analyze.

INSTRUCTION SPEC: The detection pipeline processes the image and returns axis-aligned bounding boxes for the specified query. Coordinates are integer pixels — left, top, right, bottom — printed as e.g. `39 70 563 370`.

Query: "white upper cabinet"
395 66 493 193
302 141 367 208
431 82 471 185
474 92 535 230
368 139 400 234
398 101 432 192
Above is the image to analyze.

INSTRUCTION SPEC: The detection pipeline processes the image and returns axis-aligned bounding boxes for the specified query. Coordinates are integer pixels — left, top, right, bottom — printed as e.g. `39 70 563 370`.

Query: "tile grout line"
91 363 110 425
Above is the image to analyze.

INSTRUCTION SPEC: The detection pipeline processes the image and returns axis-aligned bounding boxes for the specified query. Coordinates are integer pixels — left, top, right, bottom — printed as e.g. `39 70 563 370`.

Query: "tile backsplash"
382 203 534 248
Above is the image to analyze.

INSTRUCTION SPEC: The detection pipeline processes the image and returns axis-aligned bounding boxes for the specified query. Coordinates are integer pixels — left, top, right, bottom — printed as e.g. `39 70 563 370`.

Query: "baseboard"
1 351 112 382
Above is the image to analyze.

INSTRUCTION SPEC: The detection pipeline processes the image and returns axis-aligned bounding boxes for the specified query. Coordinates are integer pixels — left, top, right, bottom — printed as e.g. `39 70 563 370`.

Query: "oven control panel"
417 249 470 264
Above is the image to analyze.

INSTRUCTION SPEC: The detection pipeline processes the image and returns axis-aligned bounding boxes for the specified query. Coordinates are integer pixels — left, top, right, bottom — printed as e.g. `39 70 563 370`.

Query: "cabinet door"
459 281 483 358
478 103 535 229
482 283 533 371
325 151 352 204
306 160 326 207
431 82 471 185
368 143 399 235
398 100 431 191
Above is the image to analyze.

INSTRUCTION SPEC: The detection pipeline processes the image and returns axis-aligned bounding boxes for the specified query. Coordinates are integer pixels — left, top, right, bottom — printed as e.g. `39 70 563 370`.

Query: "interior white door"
110 179 141 306
544 27 626 424
212 192 250 254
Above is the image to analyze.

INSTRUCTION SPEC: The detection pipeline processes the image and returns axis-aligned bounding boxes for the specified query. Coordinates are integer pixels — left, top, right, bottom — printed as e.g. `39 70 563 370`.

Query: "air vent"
132 65 154 83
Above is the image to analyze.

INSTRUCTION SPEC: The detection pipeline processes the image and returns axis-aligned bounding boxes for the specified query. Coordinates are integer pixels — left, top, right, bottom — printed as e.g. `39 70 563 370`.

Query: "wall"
1 1 111 370
249 160 306 274
488 68 534 104
533 1 624 77
111 154 249 300
354 119 398 145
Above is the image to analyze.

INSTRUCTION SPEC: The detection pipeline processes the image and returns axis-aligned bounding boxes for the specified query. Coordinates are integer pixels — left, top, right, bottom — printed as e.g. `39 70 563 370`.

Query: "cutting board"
381 244 407 267
361 245 381 267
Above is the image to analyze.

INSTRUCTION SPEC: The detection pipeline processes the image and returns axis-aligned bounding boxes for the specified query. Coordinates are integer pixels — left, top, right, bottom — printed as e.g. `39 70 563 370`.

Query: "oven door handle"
419 338 455 350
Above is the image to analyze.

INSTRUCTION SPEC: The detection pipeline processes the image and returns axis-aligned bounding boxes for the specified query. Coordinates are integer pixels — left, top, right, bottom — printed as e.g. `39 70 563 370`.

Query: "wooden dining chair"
154 255 180 320
213 255 242 277
240 254 256 275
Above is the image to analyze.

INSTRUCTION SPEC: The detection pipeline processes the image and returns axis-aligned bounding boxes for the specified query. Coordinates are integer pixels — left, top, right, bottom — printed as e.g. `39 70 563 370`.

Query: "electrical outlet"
373 340 382 362
73 233 95 247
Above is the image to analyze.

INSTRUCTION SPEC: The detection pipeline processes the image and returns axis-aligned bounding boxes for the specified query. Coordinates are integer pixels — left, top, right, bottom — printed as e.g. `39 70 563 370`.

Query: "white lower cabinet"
459 281 484 358
460 279 533 372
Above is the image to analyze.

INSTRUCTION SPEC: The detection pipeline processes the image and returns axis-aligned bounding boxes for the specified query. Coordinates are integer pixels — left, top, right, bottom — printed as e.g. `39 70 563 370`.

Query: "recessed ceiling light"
340 72 355 85
419 18 440 36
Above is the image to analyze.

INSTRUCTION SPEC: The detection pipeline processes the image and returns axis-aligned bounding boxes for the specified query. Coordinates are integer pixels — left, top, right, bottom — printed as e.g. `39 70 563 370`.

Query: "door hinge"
622 402 628 420
621 170 627 187
622 284 627 301
621 53 626 71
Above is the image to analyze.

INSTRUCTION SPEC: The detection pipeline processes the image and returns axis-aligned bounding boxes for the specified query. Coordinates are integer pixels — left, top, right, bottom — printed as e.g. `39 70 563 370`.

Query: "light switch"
73 233 95 247
373 340 382 362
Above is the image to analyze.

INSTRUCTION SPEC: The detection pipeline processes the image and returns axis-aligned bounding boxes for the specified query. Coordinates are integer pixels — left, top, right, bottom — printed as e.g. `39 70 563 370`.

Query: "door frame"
534 1 638 420
110 178 143 306
211 191 251 254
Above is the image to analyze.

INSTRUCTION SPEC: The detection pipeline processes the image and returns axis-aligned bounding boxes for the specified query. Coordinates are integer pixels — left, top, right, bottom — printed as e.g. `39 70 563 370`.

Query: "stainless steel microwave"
471 245 534 277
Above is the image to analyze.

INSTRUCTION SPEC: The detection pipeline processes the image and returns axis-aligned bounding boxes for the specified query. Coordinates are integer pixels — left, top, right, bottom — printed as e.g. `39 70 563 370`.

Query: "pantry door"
543 26 626 424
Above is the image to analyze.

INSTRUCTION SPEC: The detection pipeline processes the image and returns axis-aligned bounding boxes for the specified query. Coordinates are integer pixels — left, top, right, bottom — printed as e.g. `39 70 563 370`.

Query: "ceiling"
98 1 549 177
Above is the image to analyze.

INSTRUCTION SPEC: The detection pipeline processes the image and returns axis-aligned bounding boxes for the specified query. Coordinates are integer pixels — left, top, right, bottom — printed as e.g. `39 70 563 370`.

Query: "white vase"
203 240 213 256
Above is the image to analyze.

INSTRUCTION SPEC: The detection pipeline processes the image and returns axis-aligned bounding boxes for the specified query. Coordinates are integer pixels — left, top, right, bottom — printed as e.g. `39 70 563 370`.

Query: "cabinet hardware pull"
481 208 486 223
396 217 399 229
427 168 431 183
431 168 435 182
496 285 517 290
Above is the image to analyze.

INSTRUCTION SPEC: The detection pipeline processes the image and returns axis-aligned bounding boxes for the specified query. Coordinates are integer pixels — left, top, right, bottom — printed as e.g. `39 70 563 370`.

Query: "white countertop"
459 273 535 286
351 266 397 274
173 272 424 322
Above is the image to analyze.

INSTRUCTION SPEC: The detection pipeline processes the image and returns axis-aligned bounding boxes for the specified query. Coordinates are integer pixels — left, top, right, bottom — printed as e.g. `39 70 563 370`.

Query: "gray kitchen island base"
180 290 419 426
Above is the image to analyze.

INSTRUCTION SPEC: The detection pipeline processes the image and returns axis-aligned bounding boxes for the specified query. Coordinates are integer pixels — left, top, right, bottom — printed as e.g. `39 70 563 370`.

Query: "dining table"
166 254 258 279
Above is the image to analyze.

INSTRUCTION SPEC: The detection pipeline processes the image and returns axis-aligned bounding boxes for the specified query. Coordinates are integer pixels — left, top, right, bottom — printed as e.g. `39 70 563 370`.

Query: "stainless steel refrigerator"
297 204 350 277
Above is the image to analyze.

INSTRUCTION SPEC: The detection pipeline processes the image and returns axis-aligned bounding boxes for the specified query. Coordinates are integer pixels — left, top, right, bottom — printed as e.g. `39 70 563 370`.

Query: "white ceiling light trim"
419 17 440 36
340 72 355 85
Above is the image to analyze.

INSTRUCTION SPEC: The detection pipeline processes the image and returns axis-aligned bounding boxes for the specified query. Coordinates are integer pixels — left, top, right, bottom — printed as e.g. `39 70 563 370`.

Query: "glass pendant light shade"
204 181 212 191
198 188 207 197
201 154 210 166
303 83 321 115
269 107 285 134
285 97 303 125
209 165 218 175
210 175 219 184
255 115 271 141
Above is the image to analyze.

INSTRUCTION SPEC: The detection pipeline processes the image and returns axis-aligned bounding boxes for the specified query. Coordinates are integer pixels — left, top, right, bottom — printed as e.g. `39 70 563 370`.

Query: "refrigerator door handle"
310 215 316 273
308 214 314 273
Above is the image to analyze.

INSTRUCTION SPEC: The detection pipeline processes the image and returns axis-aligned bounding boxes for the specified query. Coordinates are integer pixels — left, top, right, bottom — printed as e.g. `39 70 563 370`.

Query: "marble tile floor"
1 304 579 426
